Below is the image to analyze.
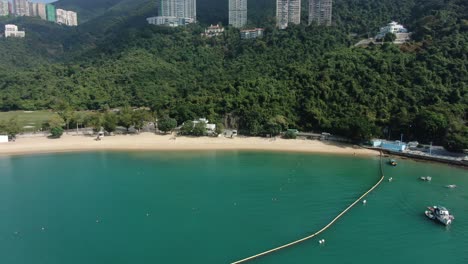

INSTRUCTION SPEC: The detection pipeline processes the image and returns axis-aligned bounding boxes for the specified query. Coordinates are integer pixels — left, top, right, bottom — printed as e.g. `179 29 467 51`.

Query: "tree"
50 127 64 138
43 116 64 131
5 117 21 138
283 130 297 139
132 110 151 133
158 116 177 134
215 122 225 135
265 121 282 137
71 112 86 133
86 113 102 132
180 120 194 135
383 32 396 42
53 100 73 132
118 107 133 131
103 112 117 133
192 122 206 136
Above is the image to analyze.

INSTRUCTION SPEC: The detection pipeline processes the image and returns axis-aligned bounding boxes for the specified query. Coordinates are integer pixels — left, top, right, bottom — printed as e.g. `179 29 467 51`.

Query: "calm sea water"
0 151 467 264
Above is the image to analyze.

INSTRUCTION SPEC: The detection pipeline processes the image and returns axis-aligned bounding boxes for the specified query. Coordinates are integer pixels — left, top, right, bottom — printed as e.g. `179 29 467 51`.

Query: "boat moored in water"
420 176 432 181
425 206 454 226
445 185 457 188
389 159 397 166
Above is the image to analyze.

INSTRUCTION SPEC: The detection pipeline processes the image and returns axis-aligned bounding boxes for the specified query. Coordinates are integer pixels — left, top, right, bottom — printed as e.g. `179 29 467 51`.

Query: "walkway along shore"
231 152 386 264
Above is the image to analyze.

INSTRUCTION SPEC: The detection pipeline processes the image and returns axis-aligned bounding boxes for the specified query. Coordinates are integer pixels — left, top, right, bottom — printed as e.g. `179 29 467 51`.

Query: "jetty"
231 152 386 264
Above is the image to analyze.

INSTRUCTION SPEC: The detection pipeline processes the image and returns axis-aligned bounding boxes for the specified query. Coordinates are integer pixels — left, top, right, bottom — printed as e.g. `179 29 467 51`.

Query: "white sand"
0 133 378 156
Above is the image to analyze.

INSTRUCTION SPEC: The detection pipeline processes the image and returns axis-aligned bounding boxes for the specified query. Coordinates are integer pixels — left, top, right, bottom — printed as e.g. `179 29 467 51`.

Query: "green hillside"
0 0 467 150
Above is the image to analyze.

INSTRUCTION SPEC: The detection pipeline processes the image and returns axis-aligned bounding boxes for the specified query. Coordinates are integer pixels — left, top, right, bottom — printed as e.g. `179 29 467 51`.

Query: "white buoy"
41 227 45 231
322 239 326 243
388 177 393 182
363 200 367 204
319 240 323 244
146 213 150 217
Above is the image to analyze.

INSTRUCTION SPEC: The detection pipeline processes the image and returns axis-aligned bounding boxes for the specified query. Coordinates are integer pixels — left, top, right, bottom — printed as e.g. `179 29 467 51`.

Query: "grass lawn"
0 111 59 132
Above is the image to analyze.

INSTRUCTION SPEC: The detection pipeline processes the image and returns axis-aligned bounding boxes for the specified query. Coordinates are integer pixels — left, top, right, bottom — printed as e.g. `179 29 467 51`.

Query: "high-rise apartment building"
0 0 9 16
56 9 78 26
46 4 55 22
13 0 29 16
56 8 67 24
308 0 332 26
37 3 47 20
66 11 78 26
158 0 196 20
229 0 247 28
276 0 301 29
28 2 37 17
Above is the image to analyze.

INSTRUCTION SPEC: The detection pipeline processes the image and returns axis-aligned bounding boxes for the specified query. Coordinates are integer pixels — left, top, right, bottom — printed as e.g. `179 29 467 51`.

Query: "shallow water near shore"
0 151 467 264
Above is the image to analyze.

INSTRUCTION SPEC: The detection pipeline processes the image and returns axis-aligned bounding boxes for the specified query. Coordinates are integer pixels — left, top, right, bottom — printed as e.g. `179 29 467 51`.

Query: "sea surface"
0 151 467 264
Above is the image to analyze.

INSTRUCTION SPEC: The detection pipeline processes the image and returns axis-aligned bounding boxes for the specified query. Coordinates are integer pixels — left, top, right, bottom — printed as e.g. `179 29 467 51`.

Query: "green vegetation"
158 117 177 134
0 111 58 132
0 0 466 150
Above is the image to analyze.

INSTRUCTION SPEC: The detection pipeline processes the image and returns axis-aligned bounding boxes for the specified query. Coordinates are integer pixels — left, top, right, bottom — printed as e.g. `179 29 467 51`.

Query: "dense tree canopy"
0 0 466 150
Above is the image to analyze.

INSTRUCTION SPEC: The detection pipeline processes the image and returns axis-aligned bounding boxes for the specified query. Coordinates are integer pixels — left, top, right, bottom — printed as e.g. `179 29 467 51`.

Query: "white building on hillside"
376 21 411 43
147 16 194 27
201 24 224 38
4 24 25 38
240 28 265 39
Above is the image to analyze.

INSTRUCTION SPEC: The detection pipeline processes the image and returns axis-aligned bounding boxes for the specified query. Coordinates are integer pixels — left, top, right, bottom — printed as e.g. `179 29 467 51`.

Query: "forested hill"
0 0 467 150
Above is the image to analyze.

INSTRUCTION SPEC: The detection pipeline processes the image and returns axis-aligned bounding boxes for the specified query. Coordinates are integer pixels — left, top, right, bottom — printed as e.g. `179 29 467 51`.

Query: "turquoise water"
0 151 467 264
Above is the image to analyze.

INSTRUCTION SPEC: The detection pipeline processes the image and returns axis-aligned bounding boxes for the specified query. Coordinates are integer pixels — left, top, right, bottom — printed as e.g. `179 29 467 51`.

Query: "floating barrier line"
231 152 385 264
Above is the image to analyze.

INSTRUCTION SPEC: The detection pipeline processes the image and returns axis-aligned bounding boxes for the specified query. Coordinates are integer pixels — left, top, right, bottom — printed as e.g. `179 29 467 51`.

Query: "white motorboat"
425 206 454 226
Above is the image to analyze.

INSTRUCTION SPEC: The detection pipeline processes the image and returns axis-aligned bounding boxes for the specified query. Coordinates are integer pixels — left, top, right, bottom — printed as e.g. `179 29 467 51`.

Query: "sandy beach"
0 133 379 156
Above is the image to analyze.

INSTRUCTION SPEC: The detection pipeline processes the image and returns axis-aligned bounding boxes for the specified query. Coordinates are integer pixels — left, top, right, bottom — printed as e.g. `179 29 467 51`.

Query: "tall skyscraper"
229 0 247 28
28 2 37 17
46 3 55 22
0 0 9 16
159 0 196 20
309 0 332 26
13 0 29 16
37 3 47 20
276 0 301 29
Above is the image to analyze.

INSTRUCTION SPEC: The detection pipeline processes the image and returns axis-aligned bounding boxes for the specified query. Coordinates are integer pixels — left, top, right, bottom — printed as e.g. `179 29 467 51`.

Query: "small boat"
445 185 457 189
425 206 454 226
389 159 397 166
420 176 432 181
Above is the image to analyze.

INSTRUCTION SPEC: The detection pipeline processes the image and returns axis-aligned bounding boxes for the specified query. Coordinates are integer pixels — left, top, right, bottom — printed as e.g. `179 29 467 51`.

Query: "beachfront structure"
240 28 264 39
4 24 25 38
201 24 224 38
229 0 247 28
308 0 332 26
371 139 407 152
0 0 9 16
276 0 301 29
37 3 46 20
147 16 194 27
158 0 196 20
13 0 29 16
375 21 411 44
0 135 8 143
193 118 216 133
46 4 55 22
